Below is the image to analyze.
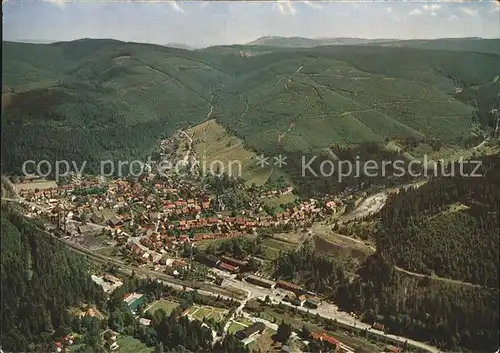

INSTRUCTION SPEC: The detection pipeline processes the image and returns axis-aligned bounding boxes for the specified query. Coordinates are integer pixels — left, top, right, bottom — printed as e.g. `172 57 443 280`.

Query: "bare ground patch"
15 180 57 190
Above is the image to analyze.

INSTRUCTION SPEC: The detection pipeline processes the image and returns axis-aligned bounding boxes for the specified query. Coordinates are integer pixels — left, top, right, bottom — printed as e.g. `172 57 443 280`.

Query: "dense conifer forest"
272 154 499 352
0 204 105 352
3 39 500 177
376 155 499 287
0 203 251 352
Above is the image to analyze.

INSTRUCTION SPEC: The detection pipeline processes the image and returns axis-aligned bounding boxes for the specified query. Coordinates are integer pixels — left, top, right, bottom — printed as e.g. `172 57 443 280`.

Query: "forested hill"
0 203 106 352
330 155 499 352
375 154 499 287
2 39 500 176
339 253 499 352
246 37 500 55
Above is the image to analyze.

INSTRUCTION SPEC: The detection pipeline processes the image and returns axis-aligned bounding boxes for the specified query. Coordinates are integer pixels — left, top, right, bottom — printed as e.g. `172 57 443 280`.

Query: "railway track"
45 227 247 300
1 197 245 299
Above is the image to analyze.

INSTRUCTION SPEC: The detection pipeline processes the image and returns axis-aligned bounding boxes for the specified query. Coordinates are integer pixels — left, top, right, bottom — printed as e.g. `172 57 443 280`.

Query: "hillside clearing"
186 119 273 185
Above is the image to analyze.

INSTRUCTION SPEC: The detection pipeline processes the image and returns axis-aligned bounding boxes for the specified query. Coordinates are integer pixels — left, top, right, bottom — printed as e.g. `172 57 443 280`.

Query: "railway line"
39 223 248 301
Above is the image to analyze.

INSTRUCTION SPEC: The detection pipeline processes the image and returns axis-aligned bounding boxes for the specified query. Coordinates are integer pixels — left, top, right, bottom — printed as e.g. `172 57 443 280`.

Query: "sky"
3 1 500 48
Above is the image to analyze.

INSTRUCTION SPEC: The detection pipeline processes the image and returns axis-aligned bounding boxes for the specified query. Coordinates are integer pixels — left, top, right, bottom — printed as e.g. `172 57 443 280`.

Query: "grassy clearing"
195 236 252 251
146 299 179 315
260 237 298 260
313 235 372 265
263 194 296 208
261 237 298 248
443 202 471 214
315 231 374 252
187 119 271 185
116 335 154 353
234 317 253 327
273 232 306 245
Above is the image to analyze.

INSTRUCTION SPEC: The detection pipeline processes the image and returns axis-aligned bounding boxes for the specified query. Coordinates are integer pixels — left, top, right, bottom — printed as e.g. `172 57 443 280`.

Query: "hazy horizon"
5 34 498 50
3 1 499 48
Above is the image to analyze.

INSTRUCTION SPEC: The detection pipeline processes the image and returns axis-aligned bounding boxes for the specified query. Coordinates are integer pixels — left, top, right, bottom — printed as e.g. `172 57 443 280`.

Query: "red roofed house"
293 294 306 306
311 332 340 348
218 261 240 274
276 279 302 293
385 345 401 353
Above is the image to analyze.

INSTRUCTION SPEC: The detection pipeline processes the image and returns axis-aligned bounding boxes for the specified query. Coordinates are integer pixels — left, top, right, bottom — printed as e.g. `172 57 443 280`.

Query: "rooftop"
236 322 266 339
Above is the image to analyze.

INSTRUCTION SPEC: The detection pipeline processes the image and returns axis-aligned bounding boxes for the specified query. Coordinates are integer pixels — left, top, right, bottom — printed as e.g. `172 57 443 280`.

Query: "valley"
1 34 499 353
3 39 500 183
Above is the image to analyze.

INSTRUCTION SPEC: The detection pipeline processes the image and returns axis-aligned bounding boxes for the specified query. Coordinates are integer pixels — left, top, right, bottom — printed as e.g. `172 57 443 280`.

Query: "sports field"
186 305 228 322
145 299 179 315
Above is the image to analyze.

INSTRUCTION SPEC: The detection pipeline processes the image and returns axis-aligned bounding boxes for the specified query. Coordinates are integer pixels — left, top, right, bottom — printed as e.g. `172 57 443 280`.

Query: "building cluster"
190 251 325 309
123 292 145 313
235 322 266 344
103 330 119 351
19 180 101 200
91 273 123 294
258 186 294 198
195 252 251 275
16 175 374 275
54 334 75 353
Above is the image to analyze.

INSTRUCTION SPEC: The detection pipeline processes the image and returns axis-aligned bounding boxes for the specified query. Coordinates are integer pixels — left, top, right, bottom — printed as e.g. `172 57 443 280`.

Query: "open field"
194 233 299 261
194 234 300 260
273 231 308 245
385 138 500 166
311 223 375 261
262 194 296 208
195 235 254 250
187 119 272 185
146 299 179 315
116 335 154 353
235 317 254 327
260 237 298 260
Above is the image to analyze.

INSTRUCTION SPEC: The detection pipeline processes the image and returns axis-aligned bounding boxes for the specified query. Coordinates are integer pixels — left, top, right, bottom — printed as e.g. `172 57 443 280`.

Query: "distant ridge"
245 36 500 54
245 36 395 48
164 42 196 50
9 39 57 44
2 38 499 177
